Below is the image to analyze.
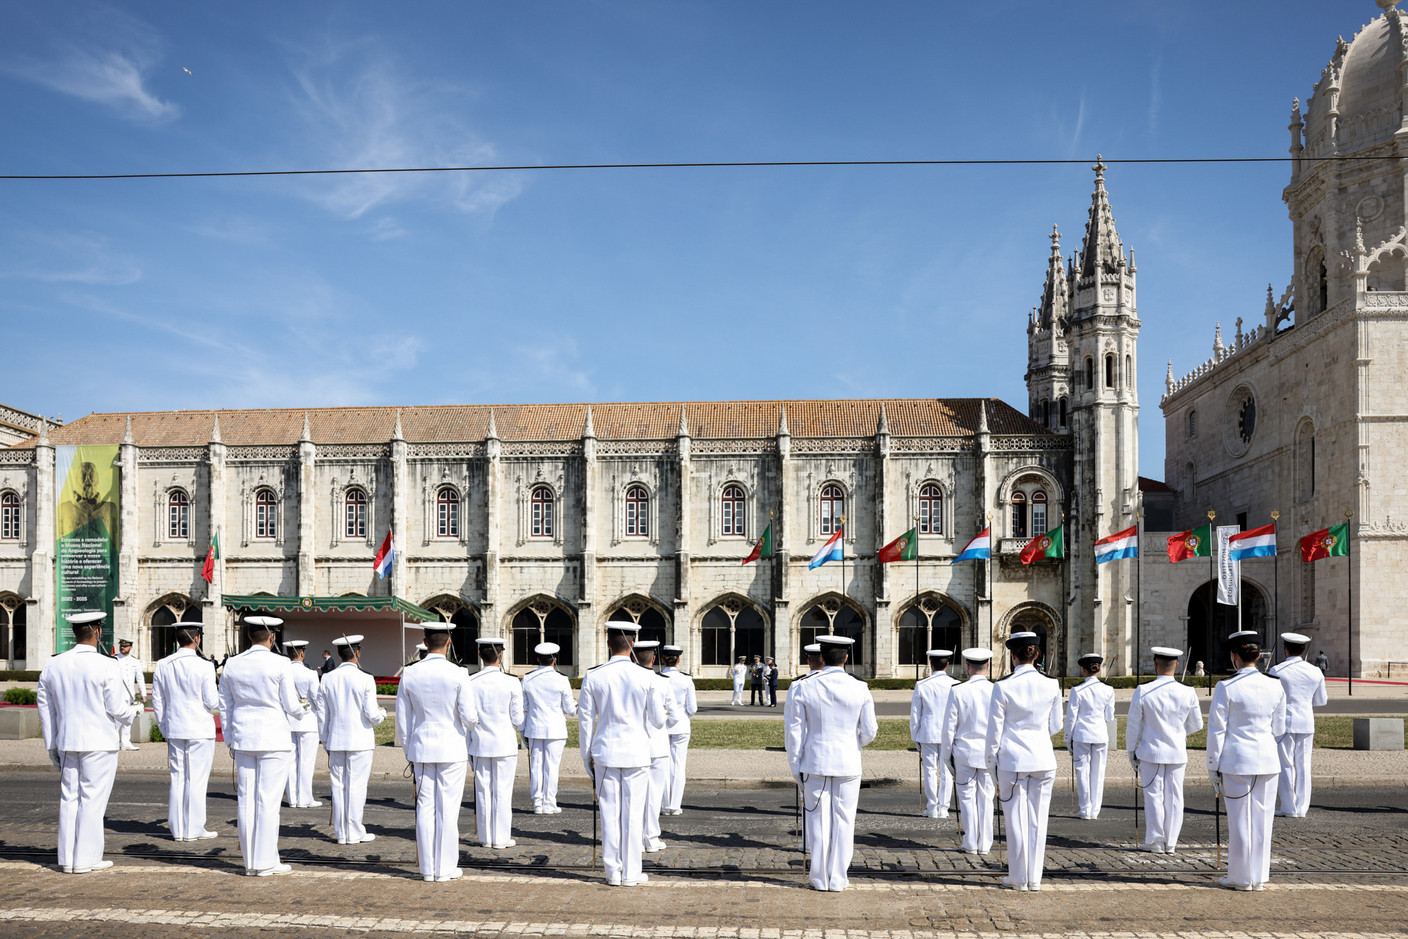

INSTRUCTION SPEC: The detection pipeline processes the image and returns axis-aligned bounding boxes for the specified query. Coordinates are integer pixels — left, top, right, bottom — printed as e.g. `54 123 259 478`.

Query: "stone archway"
604 594 673 648
506 595 577 674
421 594 481 667
146 593 202 661
998 601 1061 676
698 594 771 674
796 593 869 671
895 592 968 678
1185 580 1270 676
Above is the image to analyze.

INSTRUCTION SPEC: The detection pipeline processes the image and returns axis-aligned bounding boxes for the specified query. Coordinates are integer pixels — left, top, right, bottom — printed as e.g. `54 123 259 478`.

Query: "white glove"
378 707 388 720
1128 751 1139 773
1209 772 1222 798
131 703 144 717
582 758 595 785
47 749 61 771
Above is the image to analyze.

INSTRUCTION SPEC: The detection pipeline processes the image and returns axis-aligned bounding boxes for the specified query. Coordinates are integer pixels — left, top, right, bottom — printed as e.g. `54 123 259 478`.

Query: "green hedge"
149 724 165 743
0 670 41 682
375 683 398 696
2 687 36 705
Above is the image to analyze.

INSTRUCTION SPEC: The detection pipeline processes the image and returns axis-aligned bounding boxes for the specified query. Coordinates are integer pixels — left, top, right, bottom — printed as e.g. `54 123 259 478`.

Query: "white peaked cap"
415 643 428 651
422 621 454 632
662 645 683 654
243 615 283 628
605 620 640 633
534 642 560 656
65 611 106 625
476 637 506 646
1151 646 1183 658
331 635 364 646
1007 631 1039 643
1078 652 1103 663
1280 632 1311 644
803 643 822 654
283 640 309 649
926 649 953 658
634 640 661 650
961 647 993 662
817 635 854 646
1227 630 1260 643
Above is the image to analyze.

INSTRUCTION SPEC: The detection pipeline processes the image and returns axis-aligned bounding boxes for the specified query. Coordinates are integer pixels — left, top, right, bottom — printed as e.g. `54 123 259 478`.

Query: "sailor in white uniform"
150 621 221 841
634 640 675 852
578 621 667 886
1207 630 1287 891
396 620 479 882
941 648 995 856
987 631 1062 892
1126 645 1203 854
730 656 748 706
220 615 310 876
521 641 575 815
38 612 141 873
114 638 146 749
467 636 524 849
659 644 697 816
282 640 322 808
316 635 386 844
910 648 958 819
784 635 877 892
1268 631 1328 818
1065 652 1116 820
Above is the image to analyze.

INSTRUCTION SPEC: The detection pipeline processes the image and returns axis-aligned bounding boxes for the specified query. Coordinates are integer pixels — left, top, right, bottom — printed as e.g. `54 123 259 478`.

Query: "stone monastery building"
0 1 1404 679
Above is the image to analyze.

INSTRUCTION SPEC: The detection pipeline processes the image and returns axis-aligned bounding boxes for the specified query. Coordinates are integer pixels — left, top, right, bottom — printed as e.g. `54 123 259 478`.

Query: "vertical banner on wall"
1216 525 1241 607
54 445 121 652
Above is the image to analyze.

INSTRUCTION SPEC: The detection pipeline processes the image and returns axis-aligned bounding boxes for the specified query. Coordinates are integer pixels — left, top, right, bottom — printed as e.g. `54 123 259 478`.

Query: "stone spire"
210 413 222 443
300 411 312 443
1213 323 1224 359
583 406 596 439
1037 224 1069 330
392 409 404 441
1165 360 1175 396
677 405 690 438
977 399 989 435
1078 155 1127 279
777 405 789 438
876 403 889 436
122 415 133 445
486 408 498 440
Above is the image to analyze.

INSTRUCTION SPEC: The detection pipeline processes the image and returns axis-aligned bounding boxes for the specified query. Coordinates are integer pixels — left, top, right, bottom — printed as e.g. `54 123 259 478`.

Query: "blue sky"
0 1 1371 474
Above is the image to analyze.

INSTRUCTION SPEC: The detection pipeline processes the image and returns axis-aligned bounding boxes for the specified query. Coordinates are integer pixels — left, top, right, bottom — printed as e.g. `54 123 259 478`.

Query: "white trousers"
1139 761 1187 850
413 761 466 879
165 738 215 840
730 679 744 705
473 754 517 847
1224 772 1277 888
527 738 566 810
1276 732 1314 816
644 754 669 844
1071 742 1108 818
955 763 994 854
599 765 649 884
56 749 119 871
665 733 690 812
233 749 293 873
327 749 374 842
998 769 1056 889
285 730 318 806
917 743 952 815
802 773 860 891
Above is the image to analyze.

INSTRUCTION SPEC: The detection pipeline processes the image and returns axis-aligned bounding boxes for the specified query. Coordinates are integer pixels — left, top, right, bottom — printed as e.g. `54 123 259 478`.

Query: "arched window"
799 598 865 667
918 483 943 534
530 486 554 538
1085 357 1094 391
1296 421 1316 501
436 487 459 538
1042 400 1051 427
720 485 746 536
1059 397 1068 428
1188 409 1198 438
1125 355 1132 387
254 489 277 540
700 598 769 666
1317 259 1328 314
1105 354 1115 388
625 485 649 537
0 594 27 662
819 484 845 535
1010 491 1028 538
344 487 367 539
167 490 189 540
0 492 19 541
897 596 963 667
1031 490 1048 535
511 600 575 668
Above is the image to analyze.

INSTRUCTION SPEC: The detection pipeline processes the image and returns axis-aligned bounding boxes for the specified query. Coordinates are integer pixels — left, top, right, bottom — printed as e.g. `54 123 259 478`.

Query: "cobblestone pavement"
0 770 1405 937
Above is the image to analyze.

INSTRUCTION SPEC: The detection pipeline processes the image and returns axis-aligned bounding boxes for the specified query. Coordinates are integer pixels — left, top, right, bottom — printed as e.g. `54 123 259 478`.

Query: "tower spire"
1038 224 1069 330
1078 154 1127 279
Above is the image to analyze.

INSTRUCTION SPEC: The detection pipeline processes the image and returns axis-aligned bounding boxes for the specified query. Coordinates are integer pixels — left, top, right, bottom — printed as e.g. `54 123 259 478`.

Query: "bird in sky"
182 67 192 76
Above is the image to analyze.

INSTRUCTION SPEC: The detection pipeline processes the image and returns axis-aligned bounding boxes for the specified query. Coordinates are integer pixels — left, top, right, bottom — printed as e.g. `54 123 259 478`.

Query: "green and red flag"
877 526 918 564
1019 524 1065 564
1166 524 1211 563
201 531 219 583
742 522 773 565
1300 523 1349 562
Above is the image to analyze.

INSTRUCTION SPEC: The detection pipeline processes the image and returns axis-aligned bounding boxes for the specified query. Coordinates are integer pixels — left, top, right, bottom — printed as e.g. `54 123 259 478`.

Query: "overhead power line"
0 154 1386 182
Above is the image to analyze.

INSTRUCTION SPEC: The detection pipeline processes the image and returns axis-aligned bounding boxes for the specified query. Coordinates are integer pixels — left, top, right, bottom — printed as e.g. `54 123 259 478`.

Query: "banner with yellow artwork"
55 445 120 652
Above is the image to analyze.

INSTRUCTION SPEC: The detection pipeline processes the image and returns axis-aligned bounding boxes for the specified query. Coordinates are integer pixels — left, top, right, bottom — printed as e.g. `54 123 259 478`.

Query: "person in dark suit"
765 658 779 707
318 651 337 676
749 656 765 706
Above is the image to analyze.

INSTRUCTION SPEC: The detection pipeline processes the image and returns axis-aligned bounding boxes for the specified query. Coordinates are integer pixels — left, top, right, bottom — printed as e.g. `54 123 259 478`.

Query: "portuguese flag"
878 526 918 564
1300 522 1349 562
1166 524 1211 563
742 522 773 565
200 531 219 584
1020 525 1065 564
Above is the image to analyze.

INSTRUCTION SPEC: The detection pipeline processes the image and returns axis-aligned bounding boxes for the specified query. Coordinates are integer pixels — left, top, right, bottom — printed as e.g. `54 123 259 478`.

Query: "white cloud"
0 231 142 286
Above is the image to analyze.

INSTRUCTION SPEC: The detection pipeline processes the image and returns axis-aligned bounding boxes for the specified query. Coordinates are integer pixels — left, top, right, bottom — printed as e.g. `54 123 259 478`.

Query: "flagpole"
1062 512 1070 679
1346 509 1354 697
1270 510 1280 666
839 515 847 636
1135 507 1143 681
986 512 994 652
1207 509 1217 696
915 513 921 682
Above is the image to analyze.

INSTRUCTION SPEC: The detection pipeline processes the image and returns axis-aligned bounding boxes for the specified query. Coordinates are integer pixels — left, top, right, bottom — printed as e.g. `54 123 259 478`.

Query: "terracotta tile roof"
1138 476 1173 493
9 398 1051 448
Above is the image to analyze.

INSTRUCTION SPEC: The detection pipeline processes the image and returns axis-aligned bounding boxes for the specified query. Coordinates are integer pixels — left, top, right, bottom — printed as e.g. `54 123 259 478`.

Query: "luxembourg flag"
950 527 991 564
1094 526 1139 564
1229 523 1277 562
373 529 395 579
808 527 844 570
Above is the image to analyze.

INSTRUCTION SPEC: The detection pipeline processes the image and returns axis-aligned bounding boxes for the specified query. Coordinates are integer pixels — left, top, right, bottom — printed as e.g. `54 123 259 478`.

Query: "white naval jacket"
661 666 698 736
115 651 148 698
1064 676 1116 746
577 656 667 772
940 675 994 770
316 661 385 751
467 665 524 758
396 653 478 764
1206 666 1287 778
218 645 308 752
151 647 219 741
1267 657 1328 734
909 670 959 745
986 664 1062 772
286 659 322 734
520 666 575 741
1126 675 1202 764
645 670 674 759
38 645 137 752
784 666 878 779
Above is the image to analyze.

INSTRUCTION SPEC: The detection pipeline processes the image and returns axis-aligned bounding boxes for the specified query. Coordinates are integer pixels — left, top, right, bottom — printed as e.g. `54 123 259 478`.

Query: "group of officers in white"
37 605 1325 893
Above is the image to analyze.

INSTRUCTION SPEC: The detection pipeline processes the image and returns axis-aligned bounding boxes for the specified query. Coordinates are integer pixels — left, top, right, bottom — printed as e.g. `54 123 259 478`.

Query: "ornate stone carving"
502 442 582 457
318 443 391 460
891 437 971 453
409 442 485 458
228 445 297 461
791 437 872 453
138 447 207 462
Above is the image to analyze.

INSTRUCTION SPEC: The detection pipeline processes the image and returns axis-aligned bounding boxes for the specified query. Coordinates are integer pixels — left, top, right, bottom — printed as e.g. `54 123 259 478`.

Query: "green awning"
221 594 439 623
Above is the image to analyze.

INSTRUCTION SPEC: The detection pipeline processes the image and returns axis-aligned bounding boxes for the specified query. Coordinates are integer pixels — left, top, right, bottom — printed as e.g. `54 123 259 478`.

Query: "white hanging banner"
1216 525 1241 606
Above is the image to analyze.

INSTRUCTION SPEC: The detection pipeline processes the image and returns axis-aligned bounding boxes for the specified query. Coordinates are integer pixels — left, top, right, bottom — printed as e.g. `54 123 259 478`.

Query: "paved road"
2 770 1407 939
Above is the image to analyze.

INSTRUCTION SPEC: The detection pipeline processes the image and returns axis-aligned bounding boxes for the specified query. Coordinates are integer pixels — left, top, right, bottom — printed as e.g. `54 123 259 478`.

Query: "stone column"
577 408 598 670
484 411 501 628
205 417 227 655
296 414 317 596
118 418 140 653
30 432 54 661
389 412 408 600
772 407 792 670
675 408 692 662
